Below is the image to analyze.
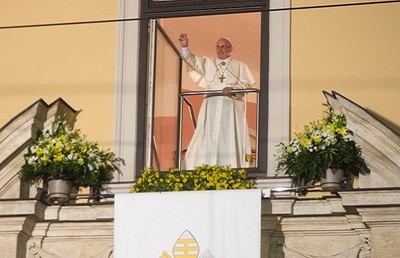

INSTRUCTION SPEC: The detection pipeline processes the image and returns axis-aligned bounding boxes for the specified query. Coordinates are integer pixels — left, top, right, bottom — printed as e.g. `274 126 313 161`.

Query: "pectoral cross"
218 74 225 83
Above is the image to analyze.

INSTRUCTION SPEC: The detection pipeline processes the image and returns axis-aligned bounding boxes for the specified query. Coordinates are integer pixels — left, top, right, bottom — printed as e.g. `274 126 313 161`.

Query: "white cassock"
181 48 256 170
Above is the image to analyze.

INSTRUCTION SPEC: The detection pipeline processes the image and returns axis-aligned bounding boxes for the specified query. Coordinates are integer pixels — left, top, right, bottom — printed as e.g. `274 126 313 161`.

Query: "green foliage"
275 104 365 184
131 164 255 193
19 119 122 187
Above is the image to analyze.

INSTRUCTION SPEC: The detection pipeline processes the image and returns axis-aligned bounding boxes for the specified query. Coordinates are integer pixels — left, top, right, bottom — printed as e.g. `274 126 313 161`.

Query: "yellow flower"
53 154 64 162
132 165 254 193
40 155 49 162
77 158 84 165
311 134 321 143
36 147 44 155
327 124 336 133
299 137 312 148
336 127 347 136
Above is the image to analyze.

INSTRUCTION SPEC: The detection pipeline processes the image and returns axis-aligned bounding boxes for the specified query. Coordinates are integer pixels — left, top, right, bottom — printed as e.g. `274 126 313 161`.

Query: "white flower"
30 146 37 153
343 134 353 141
27 156 37 165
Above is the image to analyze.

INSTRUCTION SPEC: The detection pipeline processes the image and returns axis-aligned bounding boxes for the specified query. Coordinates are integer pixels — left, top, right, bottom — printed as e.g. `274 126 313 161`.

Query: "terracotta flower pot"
320 168 344 191
47 179 72 203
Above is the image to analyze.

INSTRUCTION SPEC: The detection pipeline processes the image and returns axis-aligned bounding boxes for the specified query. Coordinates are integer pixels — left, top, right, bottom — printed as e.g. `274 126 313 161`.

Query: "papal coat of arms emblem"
160 230 214 258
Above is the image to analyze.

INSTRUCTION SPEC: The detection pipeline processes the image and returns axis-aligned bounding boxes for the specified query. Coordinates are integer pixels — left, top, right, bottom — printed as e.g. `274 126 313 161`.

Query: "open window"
135 1 283 178
142 13 263 173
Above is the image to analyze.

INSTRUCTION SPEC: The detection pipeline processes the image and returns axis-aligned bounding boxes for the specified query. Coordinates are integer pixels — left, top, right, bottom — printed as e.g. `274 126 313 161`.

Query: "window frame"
136 3 270 177
141 0 268 18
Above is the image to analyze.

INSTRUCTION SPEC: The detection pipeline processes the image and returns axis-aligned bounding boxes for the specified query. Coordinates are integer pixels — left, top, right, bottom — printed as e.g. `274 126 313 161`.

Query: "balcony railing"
179 88 260 170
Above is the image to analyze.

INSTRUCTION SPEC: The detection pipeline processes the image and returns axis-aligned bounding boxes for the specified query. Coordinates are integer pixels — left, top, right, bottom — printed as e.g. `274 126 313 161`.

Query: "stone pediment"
324 91 400 188
0 98 79 199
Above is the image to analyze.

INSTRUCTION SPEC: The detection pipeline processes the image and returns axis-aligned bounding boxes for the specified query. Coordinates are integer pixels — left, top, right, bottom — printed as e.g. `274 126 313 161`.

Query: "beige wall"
0 1 118 147
291 0 400 134
1 1 399 161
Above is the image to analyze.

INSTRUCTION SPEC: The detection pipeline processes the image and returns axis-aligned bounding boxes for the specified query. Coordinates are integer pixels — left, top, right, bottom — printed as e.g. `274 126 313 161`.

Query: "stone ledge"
44 221 114 237
0 199 46 218
279 216 362 233
262 196 346 216
44 204 114 221
339 189 400 206
356 207 400 226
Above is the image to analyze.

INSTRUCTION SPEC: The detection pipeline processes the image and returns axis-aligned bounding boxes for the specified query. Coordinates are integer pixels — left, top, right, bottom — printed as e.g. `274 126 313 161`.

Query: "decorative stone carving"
28 241 61 258
280 238 370 258
27 241 113 258
0 98 79 199
324 91 400 188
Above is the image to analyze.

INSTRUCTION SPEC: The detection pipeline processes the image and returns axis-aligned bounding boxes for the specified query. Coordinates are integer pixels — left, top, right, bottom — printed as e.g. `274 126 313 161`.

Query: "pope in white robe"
179 34 256 170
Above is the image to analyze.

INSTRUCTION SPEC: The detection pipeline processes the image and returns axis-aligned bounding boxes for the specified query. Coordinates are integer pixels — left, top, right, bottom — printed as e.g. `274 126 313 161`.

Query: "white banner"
115 189 261 258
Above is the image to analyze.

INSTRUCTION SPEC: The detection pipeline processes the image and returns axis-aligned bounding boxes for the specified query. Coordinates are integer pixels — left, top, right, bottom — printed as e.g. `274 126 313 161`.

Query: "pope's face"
215 38 232 60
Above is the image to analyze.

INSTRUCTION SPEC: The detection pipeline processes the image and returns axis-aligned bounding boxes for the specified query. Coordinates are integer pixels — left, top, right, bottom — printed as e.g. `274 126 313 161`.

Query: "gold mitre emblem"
161 230 214 258
173 230 199 257
161 230 200 258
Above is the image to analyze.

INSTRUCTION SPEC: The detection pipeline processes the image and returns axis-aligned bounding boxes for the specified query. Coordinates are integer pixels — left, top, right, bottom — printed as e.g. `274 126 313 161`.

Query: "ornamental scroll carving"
272 238 371 258
28 241 62 258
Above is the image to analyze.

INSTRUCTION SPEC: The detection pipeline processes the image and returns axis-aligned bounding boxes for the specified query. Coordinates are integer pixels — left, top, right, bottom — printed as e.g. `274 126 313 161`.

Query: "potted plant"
132 164 255 193
275 104 365 191
19 120 122 203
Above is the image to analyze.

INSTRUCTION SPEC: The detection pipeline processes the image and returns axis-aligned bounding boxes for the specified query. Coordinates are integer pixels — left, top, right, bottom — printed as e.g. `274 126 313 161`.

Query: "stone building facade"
0 93 399 257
